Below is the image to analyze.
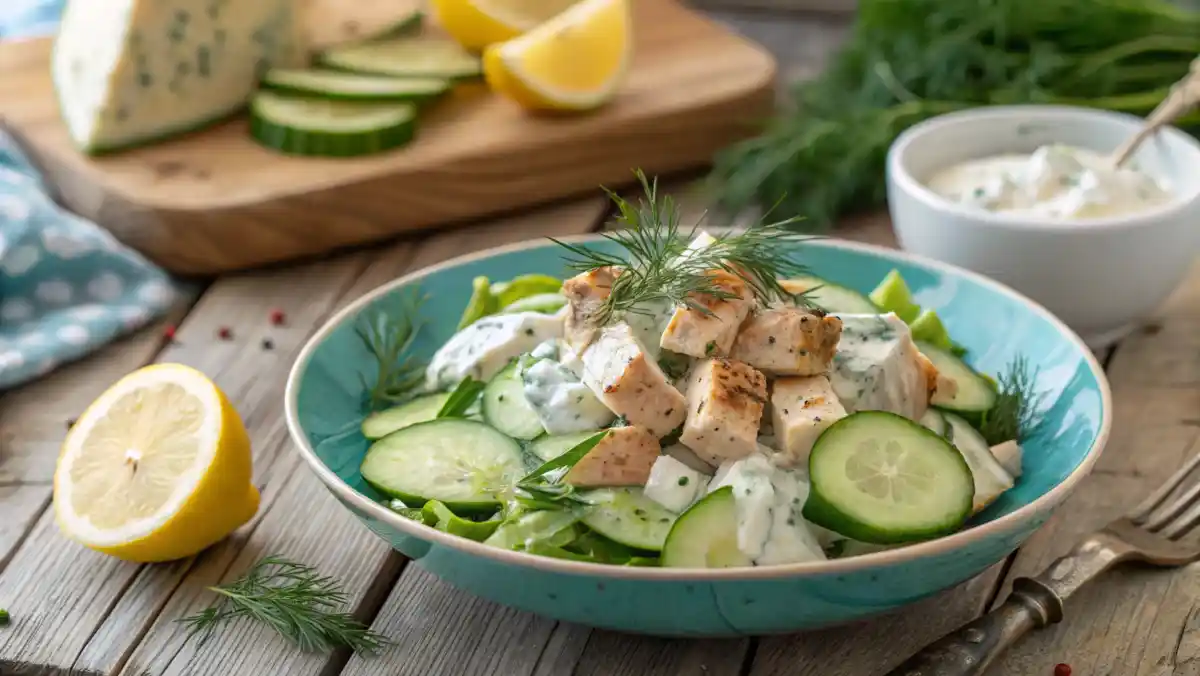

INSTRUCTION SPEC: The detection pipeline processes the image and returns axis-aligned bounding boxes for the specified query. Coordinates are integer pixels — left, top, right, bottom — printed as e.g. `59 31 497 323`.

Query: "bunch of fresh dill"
706 0 1200 230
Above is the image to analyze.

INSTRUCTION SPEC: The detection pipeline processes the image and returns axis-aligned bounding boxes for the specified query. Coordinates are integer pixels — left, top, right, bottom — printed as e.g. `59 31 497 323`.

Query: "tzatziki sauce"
925 144 1173 219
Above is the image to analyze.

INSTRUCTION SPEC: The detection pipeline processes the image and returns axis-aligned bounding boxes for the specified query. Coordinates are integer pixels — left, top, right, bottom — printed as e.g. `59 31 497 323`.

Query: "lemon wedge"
53 363 259 563
483 0 631 111
433 0 582 51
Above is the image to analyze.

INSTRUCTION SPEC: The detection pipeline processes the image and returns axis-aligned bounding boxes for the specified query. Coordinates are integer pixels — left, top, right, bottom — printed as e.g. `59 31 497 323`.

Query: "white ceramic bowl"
886 105 1200 349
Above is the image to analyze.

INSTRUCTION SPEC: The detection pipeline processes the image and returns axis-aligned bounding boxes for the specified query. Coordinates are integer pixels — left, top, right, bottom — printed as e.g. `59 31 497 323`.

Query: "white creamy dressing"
519 340 615 435
926 144 1174 219
425 312 563 390
707 453 826 565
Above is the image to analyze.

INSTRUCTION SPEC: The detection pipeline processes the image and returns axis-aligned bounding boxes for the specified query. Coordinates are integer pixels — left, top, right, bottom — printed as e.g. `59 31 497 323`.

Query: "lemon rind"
494 0 631 109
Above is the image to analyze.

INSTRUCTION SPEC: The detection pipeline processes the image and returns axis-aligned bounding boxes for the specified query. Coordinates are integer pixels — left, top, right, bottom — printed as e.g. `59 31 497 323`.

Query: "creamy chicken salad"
355 212 1043 568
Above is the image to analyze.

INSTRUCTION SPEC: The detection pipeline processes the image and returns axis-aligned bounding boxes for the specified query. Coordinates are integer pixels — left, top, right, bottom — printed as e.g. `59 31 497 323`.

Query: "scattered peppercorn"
217 326 233 340
0 609 9 627
65 418 77 430
261 338 274 351
269 309 286 326
1054 664 1071 676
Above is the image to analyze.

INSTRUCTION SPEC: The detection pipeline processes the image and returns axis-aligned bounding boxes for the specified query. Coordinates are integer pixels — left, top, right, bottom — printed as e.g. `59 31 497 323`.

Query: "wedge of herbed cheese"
52 0 307 153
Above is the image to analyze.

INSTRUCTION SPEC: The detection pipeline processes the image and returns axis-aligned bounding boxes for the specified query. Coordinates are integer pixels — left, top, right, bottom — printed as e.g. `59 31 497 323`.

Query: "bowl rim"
284 233 1113 581
887 103 1200 232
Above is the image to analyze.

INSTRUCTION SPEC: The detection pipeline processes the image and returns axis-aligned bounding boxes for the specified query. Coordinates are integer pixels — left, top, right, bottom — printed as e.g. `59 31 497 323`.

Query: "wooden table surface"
3 7 1199 676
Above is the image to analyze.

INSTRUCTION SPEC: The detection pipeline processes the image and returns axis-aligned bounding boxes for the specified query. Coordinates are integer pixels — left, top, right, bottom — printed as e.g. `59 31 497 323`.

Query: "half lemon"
433 0 582 50
483 0 631 112
53 363 259 563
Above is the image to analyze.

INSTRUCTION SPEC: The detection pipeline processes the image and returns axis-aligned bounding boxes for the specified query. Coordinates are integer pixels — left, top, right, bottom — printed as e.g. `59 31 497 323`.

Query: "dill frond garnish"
356 288 428 412
552 170 815 325
978 356 1048 446
179 556 390 656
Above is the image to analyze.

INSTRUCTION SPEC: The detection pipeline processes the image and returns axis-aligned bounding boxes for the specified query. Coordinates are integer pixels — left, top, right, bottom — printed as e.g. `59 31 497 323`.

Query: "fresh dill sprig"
552 170 814 325
356 288 428 412
179 555 390 656
978 356 1048 446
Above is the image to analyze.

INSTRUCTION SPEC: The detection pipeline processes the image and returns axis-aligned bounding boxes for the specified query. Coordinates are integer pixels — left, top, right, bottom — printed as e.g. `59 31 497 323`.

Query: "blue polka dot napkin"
0 130 179 391
0 0 62 40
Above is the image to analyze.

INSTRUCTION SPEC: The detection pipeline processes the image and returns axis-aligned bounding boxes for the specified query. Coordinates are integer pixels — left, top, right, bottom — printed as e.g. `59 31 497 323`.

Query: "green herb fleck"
0 609 9 627
677 476 690 486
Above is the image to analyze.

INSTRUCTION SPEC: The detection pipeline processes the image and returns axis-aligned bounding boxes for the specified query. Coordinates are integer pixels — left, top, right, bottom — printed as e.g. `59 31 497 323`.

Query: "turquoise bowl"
284 235 1111 636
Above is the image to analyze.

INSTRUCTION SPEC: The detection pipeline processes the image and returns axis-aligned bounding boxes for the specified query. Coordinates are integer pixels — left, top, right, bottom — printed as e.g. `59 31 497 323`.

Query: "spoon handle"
1110 55 1200 168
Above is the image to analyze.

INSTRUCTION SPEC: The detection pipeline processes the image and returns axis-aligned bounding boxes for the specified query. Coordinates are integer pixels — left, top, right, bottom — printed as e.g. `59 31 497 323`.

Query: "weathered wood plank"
0 257 371 673
982 263 1200 676
68 254 383 676
96 197 613 676
703 8 851 96
750 568 1005 675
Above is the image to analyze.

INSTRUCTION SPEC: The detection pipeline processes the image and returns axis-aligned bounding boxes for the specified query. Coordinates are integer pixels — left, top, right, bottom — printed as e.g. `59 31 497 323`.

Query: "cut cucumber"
942 412 1015 514
802 411 974 544
785 275 879 314
918 341 998 414
869 270 921 323
249 92 416 157
348 10 424 43
529 430 604 462
360 419 525 512
580 488 677 552
918 408 947 437
482 362 545 440
261 69 450 102
362 392 451 440
319 35 483 81
501 293 567 314
661 486 753 568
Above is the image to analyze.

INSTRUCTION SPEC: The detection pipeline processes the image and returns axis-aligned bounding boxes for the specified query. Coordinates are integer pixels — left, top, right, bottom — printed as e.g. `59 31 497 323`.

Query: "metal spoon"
1109 55 1200 168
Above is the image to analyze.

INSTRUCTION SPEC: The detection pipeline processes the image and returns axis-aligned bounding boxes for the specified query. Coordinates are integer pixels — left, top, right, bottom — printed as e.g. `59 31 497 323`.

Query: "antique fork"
885 452 1200 676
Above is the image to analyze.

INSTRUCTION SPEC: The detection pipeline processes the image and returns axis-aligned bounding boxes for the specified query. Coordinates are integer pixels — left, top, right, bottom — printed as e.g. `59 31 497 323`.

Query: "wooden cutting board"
0 0 775 275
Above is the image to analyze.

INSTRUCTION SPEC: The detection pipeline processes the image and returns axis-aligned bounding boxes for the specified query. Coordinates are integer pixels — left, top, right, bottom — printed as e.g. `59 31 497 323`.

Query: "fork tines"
1130 452 1200 539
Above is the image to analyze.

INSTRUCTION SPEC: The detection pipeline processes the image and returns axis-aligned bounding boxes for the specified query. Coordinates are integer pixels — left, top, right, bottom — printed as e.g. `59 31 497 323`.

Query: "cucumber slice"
917 341 998 413
482 362 544 440
785 275 879 313
361 419 525 512
869 270 921 323
501 293 567 315
918 408 947 437
319 35 483 81
261 69 450 102
249 92 417 157
362 392 451 440
529 430 604 461
582 488 678 552
661 487 753 568
802 411 974 544
942 412 1015 514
